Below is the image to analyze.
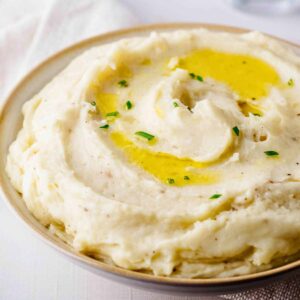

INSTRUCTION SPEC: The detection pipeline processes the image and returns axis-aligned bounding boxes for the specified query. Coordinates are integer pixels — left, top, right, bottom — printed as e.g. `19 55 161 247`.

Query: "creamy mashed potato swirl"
6 29 300 278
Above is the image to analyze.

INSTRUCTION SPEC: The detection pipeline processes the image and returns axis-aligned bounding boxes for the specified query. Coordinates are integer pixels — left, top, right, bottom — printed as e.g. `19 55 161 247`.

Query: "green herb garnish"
118 80 128 87
209 194 222 199
99 124 109 129
288 78 294 87
167 178 175 184
173 102 179 107
90 101 96 106
189 72 204 82
232 126 240 136
196 75 204 82
106 111 119 117
135 131 155 141
264 150 279 157
125 100 133 110
183 175 190 180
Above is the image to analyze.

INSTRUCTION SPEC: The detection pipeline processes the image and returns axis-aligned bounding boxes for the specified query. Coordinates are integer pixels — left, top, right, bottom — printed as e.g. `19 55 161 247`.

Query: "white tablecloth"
1 1 299 299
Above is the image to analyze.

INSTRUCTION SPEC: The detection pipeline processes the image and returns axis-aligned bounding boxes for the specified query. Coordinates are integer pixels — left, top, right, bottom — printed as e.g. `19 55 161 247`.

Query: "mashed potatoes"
6 29 300 278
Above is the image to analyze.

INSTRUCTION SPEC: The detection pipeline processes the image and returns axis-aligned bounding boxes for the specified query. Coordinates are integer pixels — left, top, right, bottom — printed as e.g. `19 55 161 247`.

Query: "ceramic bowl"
0 23 300 296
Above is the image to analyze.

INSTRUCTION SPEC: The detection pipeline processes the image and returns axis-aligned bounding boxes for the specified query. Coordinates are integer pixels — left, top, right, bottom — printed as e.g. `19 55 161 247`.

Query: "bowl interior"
1 23 300 287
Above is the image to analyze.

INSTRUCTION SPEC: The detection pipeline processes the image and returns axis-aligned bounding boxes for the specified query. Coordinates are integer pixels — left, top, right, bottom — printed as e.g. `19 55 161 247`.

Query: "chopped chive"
167 178 175 184
99 124 109 129
288 78 294 87
135 131 155 141
173 102 179 107
183 175 190 180
209 194 222 199
253 113 261 117
90 101 96 106
106 111 119 117
196 75 204 82
232 126 240 136
118 80 128 87
189 72 203 82
264 150 279 157
125 100 133 110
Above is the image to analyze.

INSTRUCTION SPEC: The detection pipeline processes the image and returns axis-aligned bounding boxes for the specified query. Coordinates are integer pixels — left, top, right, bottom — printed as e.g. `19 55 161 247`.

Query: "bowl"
0 23 300 296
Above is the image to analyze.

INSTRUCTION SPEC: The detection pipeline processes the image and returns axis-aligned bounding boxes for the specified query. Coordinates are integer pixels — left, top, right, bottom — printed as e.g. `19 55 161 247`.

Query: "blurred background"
0 0 299 299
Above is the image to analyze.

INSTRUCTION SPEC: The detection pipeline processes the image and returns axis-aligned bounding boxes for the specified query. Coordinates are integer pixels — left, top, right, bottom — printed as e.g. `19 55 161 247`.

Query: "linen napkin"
0 1 299 299
0 0 139 103
223 275 300 299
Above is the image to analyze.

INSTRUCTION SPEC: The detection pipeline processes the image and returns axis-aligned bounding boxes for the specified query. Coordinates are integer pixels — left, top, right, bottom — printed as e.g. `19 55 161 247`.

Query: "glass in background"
228 0 300 15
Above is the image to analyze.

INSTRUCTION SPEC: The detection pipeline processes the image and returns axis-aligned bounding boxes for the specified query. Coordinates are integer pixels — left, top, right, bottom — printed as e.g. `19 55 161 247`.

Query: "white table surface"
1 1 300 299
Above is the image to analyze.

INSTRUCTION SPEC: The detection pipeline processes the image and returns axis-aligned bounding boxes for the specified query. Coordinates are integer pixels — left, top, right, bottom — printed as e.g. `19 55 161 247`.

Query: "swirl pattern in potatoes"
6 29 300 278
